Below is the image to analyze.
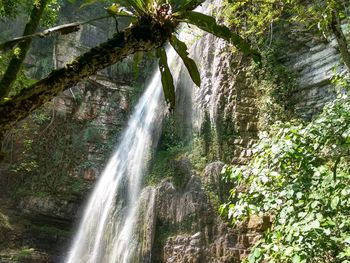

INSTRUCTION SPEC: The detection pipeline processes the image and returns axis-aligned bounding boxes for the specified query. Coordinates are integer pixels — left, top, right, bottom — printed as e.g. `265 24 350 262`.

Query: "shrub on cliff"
221 94 350 262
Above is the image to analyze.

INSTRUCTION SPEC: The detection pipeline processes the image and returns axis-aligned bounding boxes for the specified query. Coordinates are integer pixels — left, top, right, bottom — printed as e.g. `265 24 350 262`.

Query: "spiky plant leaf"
156 47 175 109
181 11 261 63
173 0 205 13
107 4 134 17
124 0 147 16
170 34 200 87
103 0 146 16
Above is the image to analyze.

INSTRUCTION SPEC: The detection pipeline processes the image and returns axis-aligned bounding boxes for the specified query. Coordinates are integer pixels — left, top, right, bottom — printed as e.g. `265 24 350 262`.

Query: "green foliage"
157 47 176 109
31 224 70 239
146 113 217 186
41 0 61 28
331 68 350 91
69 0 258 109
221 95 350 262
146 145 185 187
169 34 200 87
6 108 90 199
286 0 349 36
253 49 297 129
0 52 36 99
222 0 283 45
17 247 36 260
0 0 30 20
0 0 61 100
222 0 349 43
199 110 211 155
146 116 187 186
182 11 261 63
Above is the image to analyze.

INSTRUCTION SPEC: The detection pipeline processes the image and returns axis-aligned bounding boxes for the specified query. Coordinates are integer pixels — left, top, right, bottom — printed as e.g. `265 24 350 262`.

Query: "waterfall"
66 47 178 263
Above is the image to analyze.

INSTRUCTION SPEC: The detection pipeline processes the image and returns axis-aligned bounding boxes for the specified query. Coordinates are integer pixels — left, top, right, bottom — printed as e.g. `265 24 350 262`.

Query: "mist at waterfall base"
65 47 178 263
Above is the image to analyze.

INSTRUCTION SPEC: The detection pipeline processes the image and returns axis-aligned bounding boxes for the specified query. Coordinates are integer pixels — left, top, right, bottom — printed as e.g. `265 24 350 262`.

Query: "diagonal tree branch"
0 0 49 99
0 21 171 137
0 15 132 52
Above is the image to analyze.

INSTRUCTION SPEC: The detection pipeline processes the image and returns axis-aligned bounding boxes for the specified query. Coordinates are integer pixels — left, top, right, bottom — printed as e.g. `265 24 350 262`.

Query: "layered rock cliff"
0 1 349 262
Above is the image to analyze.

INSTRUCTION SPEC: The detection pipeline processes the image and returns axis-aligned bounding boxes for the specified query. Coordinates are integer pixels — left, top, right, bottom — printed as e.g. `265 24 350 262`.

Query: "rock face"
279 23 350 119
190 27 259 164
0 2 349 263
146 14 349 263
149 161 263 263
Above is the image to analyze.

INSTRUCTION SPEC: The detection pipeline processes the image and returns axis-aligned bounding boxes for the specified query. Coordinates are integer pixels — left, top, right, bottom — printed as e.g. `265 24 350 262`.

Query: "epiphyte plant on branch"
76 0 261 109
0 0 260 141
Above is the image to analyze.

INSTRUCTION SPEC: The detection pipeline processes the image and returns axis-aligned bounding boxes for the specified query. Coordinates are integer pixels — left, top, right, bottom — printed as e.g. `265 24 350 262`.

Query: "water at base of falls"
66 48 177 263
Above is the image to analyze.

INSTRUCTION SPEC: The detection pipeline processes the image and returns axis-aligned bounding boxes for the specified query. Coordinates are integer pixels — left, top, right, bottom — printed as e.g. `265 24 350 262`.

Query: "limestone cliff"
0 1 348 262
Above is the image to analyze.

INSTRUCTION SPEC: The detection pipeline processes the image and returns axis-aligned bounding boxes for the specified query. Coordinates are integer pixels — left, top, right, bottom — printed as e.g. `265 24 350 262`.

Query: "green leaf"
174 0 205 13
247 253 256 263
106 0 146 16
331 196 340 209
156 47 175 109
253 248 261 258
180 11 261 64
124 0 147 15
169 35 201 87
292 255 301 263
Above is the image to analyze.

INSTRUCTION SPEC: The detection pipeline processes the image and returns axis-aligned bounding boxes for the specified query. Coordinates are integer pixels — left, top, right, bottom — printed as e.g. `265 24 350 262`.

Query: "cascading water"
66 47 178 263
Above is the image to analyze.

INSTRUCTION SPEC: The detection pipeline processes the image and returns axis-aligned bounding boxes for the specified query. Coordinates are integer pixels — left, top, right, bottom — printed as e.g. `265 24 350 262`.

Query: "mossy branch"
0 15 130 52
0 22 169 136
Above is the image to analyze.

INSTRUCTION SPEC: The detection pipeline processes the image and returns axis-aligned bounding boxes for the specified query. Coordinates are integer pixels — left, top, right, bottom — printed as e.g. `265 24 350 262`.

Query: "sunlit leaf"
169 34 200 87
331 196 340 209
292 255 301 263
124 0 147 15
180 11 261 63
156 47 175 109
174 0 205 13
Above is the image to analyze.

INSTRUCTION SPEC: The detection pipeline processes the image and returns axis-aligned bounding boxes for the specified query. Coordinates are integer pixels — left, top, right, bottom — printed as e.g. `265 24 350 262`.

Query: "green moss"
17 247 35 260
145 146 186 187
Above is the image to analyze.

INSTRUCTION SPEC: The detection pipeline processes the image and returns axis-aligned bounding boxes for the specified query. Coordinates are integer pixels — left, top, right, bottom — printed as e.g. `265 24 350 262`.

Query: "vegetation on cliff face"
221 94 350 262
224 0 350 77
0 0 350 262
218 1 350 262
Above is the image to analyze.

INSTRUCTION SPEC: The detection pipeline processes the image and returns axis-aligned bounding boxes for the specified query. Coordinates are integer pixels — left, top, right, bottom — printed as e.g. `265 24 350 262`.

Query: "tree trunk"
0 0 49 99
0 21 170 136
330 10 350 75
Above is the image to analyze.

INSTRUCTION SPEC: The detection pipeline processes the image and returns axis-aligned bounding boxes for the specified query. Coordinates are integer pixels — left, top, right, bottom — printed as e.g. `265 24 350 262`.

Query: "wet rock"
153 167 260 263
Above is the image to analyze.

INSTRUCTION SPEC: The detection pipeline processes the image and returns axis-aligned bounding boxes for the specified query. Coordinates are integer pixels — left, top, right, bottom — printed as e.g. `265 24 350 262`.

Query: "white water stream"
66 47 178 263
